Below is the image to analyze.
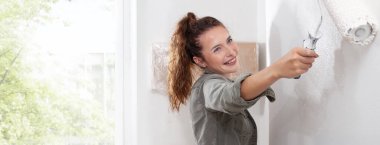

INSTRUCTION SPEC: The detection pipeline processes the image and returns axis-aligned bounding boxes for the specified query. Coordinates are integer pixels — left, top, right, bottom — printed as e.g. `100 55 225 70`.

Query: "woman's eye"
227 38 233 43
213 47 221 53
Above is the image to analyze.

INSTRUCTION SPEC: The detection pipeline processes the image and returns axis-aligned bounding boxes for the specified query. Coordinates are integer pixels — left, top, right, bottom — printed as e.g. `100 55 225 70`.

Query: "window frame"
117 0 137 145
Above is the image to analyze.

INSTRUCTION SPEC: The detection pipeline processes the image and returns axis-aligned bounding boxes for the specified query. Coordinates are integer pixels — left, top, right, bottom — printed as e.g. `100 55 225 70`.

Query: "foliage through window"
0 0 121 144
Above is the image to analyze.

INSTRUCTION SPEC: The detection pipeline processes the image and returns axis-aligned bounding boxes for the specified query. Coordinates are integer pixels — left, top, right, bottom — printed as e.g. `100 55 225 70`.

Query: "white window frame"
116 0 137 145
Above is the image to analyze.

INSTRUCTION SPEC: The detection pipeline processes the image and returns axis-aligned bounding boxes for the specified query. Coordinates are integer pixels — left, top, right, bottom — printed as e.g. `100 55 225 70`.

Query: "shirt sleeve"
203 73 260 115
263 87 276 102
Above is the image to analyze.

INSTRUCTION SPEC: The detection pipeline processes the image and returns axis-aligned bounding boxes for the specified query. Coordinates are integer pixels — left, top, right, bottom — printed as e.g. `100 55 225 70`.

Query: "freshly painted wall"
268 0 380 144
136 0 269 145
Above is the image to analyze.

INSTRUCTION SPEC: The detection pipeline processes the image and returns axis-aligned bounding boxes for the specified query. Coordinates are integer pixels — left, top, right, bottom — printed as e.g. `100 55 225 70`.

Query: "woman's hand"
270 47 319 79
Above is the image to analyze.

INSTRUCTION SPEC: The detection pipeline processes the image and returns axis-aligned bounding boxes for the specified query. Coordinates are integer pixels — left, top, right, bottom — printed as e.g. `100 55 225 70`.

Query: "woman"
168 12 318 145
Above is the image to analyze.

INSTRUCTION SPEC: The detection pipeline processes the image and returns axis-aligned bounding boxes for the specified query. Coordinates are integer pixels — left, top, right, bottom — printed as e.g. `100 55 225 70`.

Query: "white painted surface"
135 0 270 145
268 0 380 145
124 0 137 145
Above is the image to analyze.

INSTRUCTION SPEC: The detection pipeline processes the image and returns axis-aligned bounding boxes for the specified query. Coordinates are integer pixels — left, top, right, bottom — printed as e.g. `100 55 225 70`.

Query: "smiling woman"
194 26 240 78
167 12 319 145
0 0 123 144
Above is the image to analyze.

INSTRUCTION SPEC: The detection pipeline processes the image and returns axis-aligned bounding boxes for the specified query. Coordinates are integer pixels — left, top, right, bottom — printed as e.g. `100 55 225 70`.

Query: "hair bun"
186 12 197 28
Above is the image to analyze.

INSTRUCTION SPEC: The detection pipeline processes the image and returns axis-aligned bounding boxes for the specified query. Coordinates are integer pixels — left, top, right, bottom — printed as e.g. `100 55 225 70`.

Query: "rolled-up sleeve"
203 73 260 114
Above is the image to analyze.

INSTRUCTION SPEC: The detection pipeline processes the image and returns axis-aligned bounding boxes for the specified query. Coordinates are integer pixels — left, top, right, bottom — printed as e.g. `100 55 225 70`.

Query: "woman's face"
194 26 239 77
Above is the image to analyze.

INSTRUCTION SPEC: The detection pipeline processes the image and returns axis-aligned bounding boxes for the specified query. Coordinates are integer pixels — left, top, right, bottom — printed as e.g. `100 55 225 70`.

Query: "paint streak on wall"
268 0 380 144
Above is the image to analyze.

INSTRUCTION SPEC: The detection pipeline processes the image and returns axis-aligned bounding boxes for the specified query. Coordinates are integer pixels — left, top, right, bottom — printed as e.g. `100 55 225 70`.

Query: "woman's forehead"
198 26 229 47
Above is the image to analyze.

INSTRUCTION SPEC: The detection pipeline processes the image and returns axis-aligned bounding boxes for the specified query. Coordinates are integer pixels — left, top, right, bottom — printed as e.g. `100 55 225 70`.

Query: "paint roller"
323 0 377 46
295 0 377 79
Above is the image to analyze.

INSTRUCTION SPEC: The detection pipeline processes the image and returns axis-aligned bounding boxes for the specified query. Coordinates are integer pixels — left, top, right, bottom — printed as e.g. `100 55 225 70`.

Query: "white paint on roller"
323 0 378 46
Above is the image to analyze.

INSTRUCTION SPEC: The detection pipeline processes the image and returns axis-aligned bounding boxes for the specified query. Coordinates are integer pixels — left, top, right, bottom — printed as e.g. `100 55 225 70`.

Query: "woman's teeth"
224 58 236 65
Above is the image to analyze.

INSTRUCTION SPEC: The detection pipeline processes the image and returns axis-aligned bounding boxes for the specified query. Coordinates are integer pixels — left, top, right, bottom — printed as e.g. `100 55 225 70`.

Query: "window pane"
0 0 122 144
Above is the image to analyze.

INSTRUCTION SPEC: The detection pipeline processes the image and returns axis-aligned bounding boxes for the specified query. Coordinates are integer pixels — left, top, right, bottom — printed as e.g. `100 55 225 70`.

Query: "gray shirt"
189 71 275 145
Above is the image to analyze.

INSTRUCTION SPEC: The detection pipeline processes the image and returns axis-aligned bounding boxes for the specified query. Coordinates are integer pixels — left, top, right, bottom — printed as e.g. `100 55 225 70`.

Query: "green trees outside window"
1 0 116 144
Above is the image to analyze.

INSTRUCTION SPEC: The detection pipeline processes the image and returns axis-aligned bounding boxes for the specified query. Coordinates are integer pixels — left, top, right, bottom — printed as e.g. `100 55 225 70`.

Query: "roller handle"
294 39 312 79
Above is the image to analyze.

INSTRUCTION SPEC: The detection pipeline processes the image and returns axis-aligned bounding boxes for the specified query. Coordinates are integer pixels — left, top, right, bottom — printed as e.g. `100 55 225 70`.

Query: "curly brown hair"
168 12 224 111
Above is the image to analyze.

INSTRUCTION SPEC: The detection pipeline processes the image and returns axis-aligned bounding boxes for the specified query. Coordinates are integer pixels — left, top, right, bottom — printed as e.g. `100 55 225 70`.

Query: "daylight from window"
0 0 122 144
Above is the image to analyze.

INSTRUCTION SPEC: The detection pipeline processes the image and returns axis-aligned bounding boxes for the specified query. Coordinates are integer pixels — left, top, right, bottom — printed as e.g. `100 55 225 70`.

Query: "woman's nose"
226 45 237 56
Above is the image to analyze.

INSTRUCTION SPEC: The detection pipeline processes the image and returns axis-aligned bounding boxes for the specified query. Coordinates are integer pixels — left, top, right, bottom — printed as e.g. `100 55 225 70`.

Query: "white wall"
268 0 380 145
135 0 269 145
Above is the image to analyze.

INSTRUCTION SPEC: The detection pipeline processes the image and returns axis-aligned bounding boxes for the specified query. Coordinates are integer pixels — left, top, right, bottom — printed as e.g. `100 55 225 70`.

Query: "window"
0 0 124 144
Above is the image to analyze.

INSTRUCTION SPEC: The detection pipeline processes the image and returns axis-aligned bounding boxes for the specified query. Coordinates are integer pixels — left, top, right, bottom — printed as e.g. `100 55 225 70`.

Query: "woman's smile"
224 57 237 65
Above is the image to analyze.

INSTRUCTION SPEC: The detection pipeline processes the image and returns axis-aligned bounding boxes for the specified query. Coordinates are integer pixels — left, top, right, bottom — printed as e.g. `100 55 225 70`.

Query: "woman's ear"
193 56 207 68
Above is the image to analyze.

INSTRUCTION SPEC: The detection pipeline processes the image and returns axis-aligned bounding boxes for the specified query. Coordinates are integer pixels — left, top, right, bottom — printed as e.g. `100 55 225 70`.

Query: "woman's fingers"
292 48 316 76
272 47 319 78
297 56 315 64
293 47 317 65
294 61 312 70
295 47 319 57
